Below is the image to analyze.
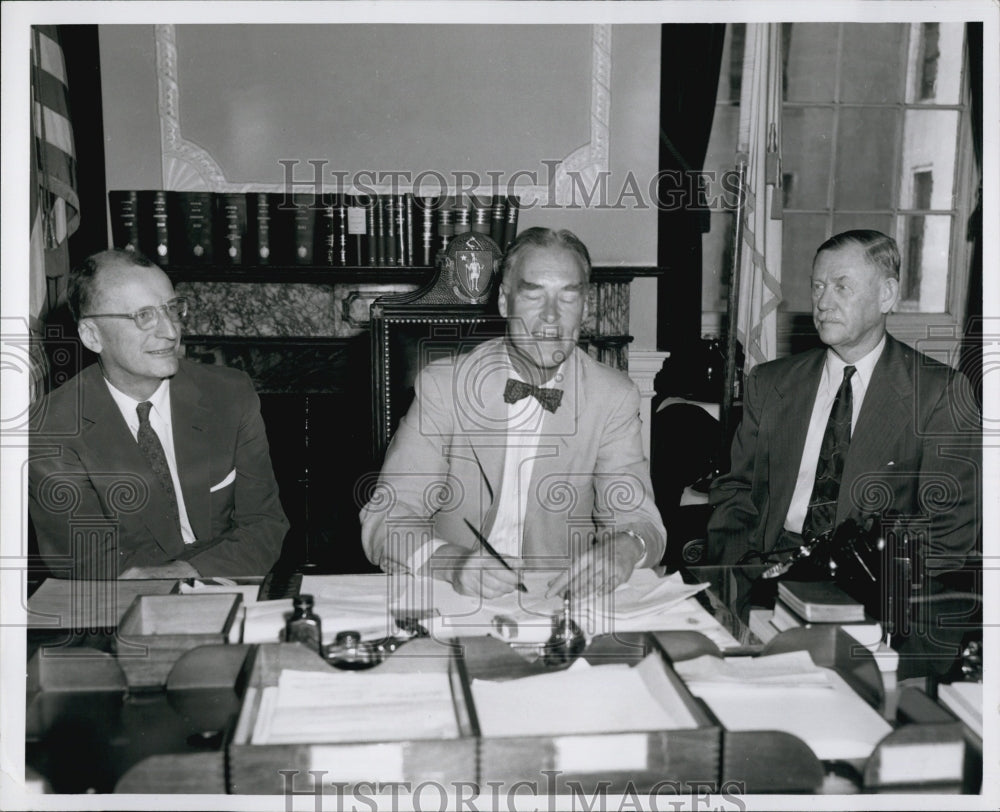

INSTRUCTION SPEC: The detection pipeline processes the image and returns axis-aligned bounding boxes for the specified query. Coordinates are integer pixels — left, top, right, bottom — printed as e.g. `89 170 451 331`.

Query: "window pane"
780 213 830 312
840 24 906 103
896 214 952 312
832 213 894 238
716 23 746 103
782 107 834 209
900 110 959 209
834 107 900 210
702 211 735 311
784 23 838 102
905 22 964 104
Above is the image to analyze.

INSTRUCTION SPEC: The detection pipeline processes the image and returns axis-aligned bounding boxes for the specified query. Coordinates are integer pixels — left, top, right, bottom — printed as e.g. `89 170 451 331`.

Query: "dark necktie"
136 401 182 535
503 378 563 413
801 366 856 542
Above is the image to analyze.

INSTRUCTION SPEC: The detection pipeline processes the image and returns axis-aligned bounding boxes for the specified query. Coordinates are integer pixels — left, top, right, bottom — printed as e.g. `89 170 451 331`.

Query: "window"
702 23 976 354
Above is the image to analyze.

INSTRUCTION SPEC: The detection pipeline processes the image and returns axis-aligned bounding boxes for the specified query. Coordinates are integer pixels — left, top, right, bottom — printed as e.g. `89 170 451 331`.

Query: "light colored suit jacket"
29 359 289 577
706 334 980 571
361 338 666 571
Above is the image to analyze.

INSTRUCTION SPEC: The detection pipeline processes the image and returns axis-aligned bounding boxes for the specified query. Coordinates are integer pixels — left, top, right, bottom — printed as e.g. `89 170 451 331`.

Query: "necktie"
503 378 563 413
136 401 182 536
801 366 856 542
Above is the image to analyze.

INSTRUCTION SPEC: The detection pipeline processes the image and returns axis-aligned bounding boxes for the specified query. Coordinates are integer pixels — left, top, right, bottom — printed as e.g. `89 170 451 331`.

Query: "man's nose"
154 308 179 339
816 287 834 310
541 297 559 322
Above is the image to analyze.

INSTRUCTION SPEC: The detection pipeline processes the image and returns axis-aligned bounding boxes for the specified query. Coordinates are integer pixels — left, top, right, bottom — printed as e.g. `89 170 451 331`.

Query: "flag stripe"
34 103 75 157
35 29 67 84
34 69 71 118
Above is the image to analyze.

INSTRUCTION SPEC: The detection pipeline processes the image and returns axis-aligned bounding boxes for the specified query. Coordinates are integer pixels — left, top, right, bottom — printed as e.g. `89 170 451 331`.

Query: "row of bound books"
108 191 521 269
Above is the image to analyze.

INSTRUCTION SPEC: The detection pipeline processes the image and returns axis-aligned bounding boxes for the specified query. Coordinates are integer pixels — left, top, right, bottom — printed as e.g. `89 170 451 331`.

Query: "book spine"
490 194 506 245
347 194 368 266
503 195 521 250
108 190 140 253
253 193 271 265
367 195 378 266
437 200 454 253
150 190 170 265
168 191 214 264
293 193 316 265
452 200 471 236
471 196 491 235
404 193 414 266
375 195 385 266
420 196 436 266
218 192 248 265
395 194 406 267
320 194 338 266
384 196 397 266
336 193 349 266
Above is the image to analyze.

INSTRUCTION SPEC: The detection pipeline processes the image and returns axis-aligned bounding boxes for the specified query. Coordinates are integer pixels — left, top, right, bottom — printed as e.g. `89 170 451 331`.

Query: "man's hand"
545 531 644 599
429 543 524 598
120 560 200 580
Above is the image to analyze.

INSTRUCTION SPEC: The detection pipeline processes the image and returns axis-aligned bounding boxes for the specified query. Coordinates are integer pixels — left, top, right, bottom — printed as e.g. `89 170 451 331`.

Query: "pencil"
463 518 527 592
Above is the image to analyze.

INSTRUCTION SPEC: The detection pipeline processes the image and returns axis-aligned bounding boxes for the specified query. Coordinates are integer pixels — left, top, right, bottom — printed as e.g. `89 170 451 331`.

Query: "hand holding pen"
461 519 528 596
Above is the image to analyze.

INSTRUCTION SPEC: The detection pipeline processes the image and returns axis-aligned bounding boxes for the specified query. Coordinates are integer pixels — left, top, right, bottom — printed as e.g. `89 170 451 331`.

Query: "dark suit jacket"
29 359 288 577
705 335 980 674
361 338 666 571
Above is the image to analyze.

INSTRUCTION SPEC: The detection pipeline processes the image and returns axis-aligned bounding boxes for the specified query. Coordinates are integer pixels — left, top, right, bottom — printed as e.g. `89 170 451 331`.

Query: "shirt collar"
823 335 886 392
502 345 567 386
104 377 171 425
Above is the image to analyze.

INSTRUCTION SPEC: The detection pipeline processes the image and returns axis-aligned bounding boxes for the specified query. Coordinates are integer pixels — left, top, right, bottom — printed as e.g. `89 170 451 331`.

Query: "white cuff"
404 538 448 576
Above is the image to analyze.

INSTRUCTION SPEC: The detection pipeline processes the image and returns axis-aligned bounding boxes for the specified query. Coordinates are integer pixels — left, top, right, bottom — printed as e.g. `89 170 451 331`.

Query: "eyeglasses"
83 297 188 331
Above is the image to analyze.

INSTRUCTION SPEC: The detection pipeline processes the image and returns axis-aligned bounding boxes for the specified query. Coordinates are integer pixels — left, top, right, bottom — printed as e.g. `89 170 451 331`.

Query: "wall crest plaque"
441 232 504 304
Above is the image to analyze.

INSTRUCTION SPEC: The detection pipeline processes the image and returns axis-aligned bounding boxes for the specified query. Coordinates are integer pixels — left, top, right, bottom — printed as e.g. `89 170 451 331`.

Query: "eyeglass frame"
81 297 189 330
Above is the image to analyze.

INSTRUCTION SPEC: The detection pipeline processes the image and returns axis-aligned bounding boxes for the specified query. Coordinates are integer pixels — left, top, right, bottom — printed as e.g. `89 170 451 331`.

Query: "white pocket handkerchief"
210 469 236 493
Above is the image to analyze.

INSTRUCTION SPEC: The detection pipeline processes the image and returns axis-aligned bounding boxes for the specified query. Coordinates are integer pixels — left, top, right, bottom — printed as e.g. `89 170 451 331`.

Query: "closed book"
217 193 248 265
437 197 455 253
452 200 471 236
336 193 350 266
250 192 273 265
402 193 414 266
770 598 882 652
502 195 520 250
470 196 491 235
108 190 141 253
292 193 317 265
384 196 397 266
366 195 379 266
777 580 865 623
138 190 170 265
490 195 506 245
419 196 437 266
318 195 340 266
346 195 369 266
167 191 214 264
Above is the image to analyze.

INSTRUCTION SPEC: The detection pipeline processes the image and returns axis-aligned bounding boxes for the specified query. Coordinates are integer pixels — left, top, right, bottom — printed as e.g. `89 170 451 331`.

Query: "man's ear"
77 319 103 355
497 285 509 318
880 276 900 314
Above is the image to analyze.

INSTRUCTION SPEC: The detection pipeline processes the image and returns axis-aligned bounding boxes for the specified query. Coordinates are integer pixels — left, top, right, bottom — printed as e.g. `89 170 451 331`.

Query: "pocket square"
210 469 236 492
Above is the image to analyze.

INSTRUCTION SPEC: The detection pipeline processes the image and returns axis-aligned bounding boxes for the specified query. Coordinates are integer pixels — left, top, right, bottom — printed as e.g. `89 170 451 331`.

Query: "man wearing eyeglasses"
28 249 289 579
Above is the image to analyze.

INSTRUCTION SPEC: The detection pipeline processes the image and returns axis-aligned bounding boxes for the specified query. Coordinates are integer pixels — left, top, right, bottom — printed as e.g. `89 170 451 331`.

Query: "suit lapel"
79 367 186 558
170 362 212 541
838 336 911 523
768 350 824 528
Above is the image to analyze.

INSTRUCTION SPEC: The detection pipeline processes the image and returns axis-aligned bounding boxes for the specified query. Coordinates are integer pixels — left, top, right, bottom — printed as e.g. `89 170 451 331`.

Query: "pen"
463 518 527 592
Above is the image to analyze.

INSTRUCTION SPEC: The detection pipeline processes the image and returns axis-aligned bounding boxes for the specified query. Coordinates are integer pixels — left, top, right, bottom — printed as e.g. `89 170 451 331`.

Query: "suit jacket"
361 338 666 571
29 359 289 578
705 335 980 675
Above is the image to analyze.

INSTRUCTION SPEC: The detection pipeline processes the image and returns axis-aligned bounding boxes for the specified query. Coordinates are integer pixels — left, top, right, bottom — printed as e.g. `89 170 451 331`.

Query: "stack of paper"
676 652 892 761
250 668 460 744
471 654 700 737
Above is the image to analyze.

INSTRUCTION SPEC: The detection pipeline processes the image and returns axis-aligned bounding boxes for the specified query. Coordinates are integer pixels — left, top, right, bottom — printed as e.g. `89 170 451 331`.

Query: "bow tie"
504 378 563 413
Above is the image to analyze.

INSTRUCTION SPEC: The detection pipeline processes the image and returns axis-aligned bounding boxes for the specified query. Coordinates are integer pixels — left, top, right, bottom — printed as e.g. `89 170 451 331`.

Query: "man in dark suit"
29 249 288 579
705 230 980 675
361 228 666 599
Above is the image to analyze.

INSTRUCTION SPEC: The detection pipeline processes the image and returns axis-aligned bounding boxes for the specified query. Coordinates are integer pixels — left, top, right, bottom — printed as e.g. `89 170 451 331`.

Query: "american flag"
30 24 79 321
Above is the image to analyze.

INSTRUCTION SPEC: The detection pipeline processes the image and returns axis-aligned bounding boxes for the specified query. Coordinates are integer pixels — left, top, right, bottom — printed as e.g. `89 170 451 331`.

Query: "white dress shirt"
784 336 885 534
104 377 196 543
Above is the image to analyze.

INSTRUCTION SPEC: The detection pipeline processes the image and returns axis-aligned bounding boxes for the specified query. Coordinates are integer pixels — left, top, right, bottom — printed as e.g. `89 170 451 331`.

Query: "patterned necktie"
136 401 182 535
801 365 856 542
503 378 563 413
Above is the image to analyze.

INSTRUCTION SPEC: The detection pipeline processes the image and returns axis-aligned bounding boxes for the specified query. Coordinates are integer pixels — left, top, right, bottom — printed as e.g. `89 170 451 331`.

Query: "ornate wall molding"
155 23 612 200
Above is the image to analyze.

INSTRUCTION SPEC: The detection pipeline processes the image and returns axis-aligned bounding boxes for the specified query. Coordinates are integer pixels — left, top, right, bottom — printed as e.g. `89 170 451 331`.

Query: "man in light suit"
29 249 288 579
706 230 980 675
361 228 666 598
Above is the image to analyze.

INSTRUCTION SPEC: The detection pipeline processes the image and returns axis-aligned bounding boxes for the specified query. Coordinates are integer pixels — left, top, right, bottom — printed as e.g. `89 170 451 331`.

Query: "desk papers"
250 668 460 745
677 652 892 761
471 654 700 737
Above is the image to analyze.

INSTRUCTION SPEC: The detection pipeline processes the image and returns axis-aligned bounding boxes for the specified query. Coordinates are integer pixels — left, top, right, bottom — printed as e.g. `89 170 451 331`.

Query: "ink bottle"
285 594 323 656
